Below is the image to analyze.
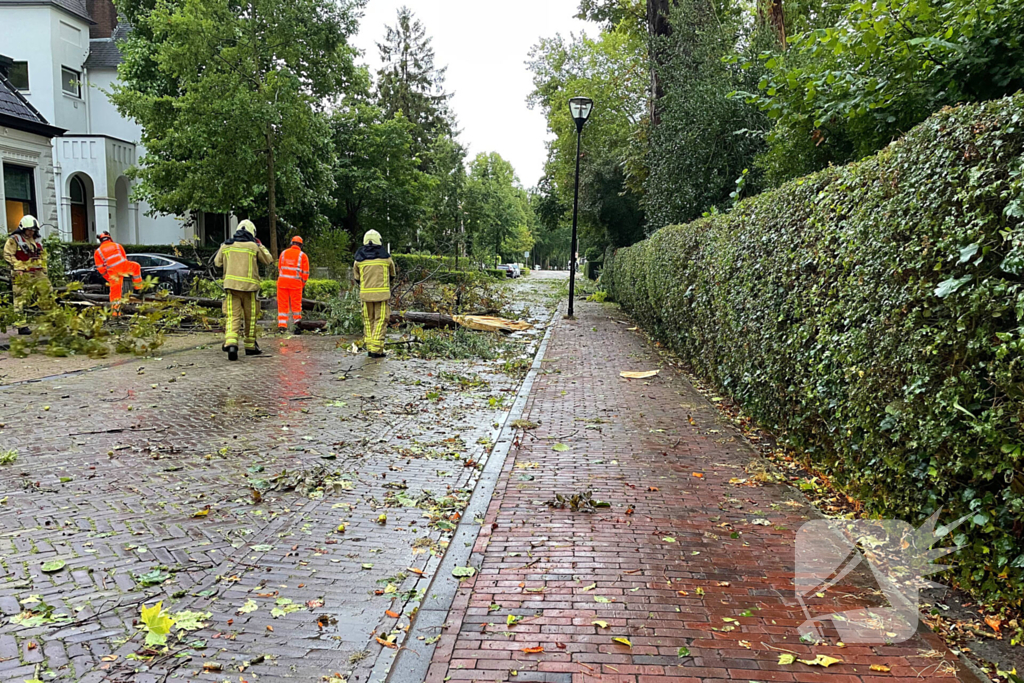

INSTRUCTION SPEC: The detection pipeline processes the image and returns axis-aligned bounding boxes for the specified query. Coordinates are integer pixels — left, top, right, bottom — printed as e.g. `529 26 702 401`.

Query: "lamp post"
567 96 593 318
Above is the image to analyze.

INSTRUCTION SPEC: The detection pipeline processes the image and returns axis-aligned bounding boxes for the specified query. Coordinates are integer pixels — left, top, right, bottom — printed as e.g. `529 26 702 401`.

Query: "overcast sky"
350 0 593 189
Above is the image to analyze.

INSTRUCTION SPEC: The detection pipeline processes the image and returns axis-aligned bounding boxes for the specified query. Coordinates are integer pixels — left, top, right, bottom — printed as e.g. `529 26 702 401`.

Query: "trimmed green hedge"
259 279 343 301
605 95 1024 603
58 243 220 272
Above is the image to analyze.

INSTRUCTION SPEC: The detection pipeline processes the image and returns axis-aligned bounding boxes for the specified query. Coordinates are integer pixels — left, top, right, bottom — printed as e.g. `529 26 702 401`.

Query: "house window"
4 164 37 232
61 66 80 97
9 61 28 90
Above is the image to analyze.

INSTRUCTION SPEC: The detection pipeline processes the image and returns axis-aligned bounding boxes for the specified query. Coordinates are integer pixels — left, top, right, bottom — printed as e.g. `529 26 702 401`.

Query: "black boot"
226 345 239 361
245 342 263 356
17 327 30 335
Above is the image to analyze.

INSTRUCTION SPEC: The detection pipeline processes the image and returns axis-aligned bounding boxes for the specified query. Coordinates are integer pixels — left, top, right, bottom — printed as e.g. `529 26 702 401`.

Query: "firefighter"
214 220 273 361
3 215 48 334
277 236 309 334
94 232 143 317
352 229 396 358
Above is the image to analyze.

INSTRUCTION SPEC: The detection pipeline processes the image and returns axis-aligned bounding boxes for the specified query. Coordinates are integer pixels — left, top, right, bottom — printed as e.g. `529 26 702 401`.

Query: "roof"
0 0 92 24
0 70 65 137
84 22 129 69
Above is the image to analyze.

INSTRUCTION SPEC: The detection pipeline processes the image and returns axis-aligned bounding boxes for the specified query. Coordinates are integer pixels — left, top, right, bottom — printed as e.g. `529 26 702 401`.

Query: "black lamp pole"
567 96 593 318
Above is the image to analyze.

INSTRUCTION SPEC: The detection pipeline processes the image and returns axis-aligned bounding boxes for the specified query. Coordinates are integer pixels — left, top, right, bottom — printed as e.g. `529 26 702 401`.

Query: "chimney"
85 0 118 39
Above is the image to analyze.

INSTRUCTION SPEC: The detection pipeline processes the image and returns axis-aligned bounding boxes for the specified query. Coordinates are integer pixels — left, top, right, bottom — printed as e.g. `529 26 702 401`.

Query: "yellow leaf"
612 637 632 648
592 620 609 628
778 654 795 665
739 640 751 649
798 655 842 668
192 507 209 518
140 602 175 636
870 664 891 672
618 370 659 382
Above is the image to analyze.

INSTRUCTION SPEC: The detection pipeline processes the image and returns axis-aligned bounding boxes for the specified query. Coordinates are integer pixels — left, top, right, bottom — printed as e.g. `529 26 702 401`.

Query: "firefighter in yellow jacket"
3 215 49 335
214 220 273 361
352 229 396 358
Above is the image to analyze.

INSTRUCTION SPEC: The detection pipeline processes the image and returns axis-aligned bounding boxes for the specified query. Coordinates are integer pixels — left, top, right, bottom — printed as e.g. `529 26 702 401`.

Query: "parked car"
497 264 521 279
69 253 206 295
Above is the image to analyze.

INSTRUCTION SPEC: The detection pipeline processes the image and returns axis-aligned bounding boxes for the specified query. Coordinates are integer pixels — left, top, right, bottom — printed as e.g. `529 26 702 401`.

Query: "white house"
0 59 63 234
0 0 224 245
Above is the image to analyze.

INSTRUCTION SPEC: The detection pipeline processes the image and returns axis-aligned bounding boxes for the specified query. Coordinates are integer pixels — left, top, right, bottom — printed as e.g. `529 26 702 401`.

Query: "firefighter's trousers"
224 290 260 350
12 270 48 314
362 300 388 353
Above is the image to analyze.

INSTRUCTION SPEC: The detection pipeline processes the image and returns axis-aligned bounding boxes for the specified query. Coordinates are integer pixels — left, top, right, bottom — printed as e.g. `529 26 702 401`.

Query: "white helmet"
19 215 40 231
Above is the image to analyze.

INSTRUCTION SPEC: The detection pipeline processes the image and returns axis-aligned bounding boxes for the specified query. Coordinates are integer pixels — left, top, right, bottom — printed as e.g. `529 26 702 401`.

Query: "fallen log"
296 312 532 334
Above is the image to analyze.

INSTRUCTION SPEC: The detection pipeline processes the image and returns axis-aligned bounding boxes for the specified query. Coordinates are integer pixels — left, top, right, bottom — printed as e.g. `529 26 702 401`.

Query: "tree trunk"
757 0 787 49
648 0 674 125
266 124 279 259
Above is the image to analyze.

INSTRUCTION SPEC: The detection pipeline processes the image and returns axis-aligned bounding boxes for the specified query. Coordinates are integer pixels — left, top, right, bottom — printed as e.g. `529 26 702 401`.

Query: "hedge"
605 95 1024 603
259 279 343 301
56 243 220 272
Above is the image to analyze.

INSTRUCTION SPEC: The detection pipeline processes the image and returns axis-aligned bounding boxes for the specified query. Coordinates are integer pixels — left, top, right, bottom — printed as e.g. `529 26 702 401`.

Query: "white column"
131 202 140 244
94 197 115 238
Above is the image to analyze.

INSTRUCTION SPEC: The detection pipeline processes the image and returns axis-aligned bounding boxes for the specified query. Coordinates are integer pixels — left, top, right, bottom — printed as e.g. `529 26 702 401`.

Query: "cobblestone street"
0 275 562 683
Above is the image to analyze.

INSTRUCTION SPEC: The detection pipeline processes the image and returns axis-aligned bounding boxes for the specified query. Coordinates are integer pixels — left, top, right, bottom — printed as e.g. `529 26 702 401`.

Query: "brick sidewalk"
423 300 972 683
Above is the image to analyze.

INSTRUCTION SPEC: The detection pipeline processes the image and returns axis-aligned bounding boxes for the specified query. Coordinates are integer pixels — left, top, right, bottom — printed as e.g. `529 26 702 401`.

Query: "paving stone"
426 297 980 683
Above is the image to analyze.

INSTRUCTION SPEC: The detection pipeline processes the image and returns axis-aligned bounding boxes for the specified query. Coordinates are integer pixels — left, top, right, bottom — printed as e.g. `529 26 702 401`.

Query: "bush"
259 279 342 301
606 95 1024 604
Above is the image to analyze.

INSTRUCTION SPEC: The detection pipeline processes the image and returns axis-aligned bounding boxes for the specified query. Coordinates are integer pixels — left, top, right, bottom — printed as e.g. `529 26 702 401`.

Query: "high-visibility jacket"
352 256 396 303
214 240 273 292
277 245 309 290
94 240 131 278
3 232 46 273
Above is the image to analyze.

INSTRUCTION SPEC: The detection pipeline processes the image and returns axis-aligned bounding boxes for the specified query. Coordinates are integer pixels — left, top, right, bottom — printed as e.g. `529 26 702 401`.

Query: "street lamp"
567 97 593 318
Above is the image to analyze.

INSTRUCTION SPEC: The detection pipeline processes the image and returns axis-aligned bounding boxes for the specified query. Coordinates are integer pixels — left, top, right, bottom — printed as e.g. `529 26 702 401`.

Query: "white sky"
351 0 593 189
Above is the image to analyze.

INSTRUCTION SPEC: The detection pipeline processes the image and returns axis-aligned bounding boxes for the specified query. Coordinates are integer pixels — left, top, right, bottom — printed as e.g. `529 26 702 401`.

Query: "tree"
112 0 363 257
530 179 571 269
375 7 454 160
528 5 648 256
744 0 1024 185
643 0 771 228
420 135 467 256
463 153 530 264
327 103 428 248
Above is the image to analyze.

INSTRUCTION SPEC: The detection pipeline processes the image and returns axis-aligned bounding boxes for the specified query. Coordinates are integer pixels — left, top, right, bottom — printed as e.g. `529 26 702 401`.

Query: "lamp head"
569 97 594 130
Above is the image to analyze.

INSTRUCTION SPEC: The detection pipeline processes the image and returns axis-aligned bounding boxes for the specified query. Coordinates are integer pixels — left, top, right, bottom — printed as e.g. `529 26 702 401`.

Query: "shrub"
259 279 342 301
605 95 1024 604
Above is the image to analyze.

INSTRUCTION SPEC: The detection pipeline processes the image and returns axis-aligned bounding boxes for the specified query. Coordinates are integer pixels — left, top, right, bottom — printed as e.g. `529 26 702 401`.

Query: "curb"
373 304 562 683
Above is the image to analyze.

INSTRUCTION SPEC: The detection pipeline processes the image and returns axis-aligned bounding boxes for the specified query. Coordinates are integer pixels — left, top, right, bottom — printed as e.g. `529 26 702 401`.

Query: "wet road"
0 274 564 683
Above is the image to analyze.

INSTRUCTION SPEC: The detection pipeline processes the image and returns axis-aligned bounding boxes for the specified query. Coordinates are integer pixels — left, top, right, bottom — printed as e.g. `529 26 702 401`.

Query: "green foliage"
606 95 1024 604
375 7 454 158
42 234 68 286
464 153 532 262
323 295 363 335
0 450 17 466
111 0 363 249
327 104 429 246
405 327 521 363
259 279 342 301
528 5 647 254
743 0 1024 185
58 243 220 272
644 0 771 229
298 229 351 280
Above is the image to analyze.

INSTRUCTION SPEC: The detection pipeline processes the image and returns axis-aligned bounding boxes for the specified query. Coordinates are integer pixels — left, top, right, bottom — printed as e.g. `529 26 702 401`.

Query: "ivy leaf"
934 275 972 298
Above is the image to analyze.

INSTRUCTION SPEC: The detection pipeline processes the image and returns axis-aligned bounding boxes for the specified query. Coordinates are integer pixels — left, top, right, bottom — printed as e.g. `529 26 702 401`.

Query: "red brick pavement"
424 300 973 683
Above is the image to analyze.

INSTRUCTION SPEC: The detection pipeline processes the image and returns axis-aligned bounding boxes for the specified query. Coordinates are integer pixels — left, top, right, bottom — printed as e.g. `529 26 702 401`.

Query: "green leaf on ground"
41 560 66 573
552 443 570 451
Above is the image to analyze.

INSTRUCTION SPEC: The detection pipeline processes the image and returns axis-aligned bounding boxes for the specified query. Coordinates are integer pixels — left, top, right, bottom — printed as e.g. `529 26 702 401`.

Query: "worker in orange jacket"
94 232 142 316
277 236 310 334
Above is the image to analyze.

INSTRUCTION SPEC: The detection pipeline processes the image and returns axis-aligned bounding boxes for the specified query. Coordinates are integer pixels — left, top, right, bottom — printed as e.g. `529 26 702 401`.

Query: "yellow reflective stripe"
362 287 390 293
226 275 260 284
